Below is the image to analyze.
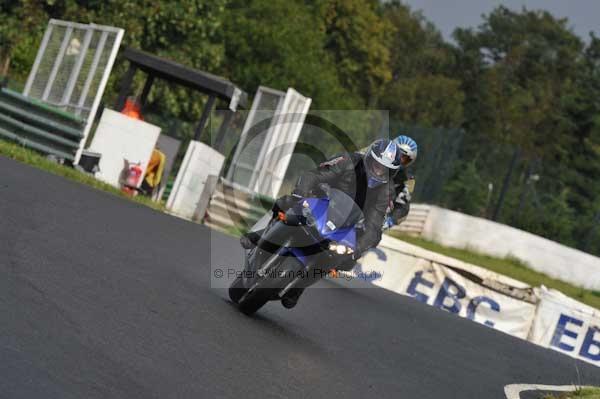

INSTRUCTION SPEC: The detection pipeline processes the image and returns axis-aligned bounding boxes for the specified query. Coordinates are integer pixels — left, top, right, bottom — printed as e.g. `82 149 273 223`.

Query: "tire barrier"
0 88 85 161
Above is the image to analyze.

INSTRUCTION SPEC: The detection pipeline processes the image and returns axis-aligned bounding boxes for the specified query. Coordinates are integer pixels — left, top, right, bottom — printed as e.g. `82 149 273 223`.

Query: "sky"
401 0 600 42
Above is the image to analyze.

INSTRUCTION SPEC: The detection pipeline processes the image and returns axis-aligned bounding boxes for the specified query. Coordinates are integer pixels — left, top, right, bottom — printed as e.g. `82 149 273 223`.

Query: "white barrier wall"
89 109 161 188
419 205 600 290
166 141 224 220
530 288 600 367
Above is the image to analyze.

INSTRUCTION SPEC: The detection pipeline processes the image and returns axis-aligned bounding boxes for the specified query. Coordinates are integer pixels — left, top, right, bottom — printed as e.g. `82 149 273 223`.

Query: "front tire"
228 276 247 304
237 256 305 315
238 285 272 315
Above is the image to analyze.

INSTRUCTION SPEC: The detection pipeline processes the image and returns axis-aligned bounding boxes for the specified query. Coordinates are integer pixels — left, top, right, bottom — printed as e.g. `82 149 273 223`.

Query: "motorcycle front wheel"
228 276 247 304
237 256 304 315
237 283 272 315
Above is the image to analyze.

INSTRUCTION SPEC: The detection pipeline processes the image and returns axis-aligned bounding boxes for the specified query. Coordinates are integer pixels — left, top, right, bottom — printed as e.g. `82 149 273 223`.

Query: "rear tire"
228 276 247 304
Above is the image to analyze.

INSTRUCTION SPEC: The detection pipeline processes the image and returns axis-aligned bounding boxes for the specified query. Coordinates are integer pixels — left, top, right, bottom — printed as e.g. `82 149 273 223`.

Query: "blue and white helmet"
395 135 418 166
363 139 402 188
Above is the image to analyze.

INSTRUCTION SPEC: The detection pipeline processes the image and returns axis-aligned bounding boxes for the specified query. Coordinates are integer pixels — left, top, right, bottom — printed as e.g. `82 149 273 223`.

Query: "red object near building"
122 161 143 196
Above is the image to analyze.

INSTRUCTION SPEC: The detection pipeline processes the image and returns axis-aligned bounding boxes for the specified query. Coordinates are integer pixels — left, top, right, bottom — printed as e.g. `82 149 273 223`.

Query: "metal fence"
226 86 312 198
391 123 466 204
23 19 123 162
226 86 286 190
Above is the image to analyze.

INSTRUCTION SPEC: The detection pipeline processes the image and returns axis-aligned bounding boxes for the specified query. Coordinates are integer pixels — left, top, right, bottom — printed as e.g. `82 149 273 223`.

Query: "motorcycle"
229 186 364 315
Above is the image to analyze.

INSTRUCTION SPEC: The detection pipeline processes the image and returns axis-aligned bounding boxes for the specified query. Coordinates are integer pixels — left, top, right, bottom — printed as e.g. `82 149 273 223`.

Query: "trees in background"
222 0 360 109
320 0 392 107
452 6 600 252
2 1 600 254
380 1 464 128
0 1 49 77
1 0 226 122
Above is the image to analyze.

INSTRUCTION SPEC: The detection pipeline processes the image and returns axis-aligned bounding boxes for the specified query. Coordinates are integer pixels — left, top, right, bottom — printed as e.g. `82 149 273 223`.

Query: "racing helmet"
363 139 402 188
395 135 418 166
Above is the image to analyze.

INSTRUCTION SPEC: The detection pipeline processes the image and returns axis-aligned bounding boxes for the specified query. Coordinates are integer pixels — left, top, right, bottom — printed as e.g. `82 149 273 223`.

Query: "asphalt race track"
1 156 599 399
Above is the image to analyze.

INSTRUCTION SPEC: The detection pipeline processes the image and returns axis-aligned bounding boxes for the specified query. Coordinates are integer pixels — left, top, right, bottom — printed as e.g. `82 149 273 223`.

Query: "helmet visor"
397 142 416 167
364 152 390 184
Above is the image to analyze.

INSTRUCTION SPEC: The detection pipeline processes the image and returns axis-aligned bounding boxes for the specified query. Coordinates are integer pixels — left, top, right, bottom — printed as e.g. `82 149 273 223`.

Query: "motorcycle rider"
241 138 405 308
383 135 418 229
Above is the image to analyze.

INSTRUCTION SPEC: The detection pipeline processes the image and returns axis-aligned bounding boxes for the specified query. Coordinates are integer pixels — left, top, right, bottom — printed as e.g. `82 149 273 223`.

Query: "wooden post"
193 95 216 141
115 64 137 111
492 147 521 221
213 110 234 152
139 74 155 110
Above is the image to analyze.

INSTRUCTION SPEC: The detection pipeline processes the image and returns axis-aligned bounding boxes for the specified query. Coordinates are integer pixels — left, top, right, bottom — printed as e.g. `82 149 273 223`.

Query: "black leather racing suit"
293 152 392 256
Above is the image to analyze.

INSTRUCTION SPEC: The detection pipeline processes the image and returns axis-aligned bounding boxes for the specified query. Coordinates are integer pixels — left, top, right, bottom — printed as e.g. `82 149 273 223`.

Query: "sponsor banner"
529 288 600 367
340 237 537 339
332 236 599 366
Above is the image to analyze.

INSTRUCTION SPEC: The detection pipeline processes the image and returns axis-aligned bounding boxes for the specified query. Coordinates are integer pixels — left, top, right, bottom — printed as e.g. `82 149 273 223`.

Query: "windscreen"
326 188 363 229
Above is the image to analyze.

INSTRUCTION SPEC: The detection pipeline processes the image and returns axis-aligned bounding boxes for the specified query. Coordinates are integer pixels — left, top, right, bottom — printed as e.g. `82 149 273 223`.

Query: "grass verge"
387 231 600 310
542 387 600 398
0 139 164 211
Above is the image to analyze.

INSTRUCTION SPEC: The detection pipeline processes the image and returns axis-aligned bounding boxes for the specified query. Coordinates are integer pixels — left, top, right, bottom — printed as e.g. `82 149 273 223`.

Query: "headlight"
335 245 347 255
328 242 354 255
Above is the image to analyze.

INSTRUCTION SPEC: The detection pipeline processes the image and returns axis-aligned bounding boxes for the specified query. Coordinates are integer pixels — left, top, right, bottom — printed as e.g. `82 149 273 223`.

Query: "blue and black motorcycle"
229 186 363 315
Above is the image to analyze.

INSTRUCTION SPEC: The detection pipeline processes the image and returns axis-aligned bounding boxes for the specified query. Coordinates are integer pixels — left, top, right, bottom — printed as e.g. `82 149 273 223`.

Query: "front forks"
279 253 335 298
255 238 291 277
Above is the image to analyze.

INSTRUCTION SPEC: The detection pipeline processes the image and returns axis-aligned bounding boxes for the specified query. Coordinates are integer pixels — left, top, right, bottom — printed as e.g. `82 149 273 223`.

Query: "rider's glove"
273 195 299 215
382 215 395 230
